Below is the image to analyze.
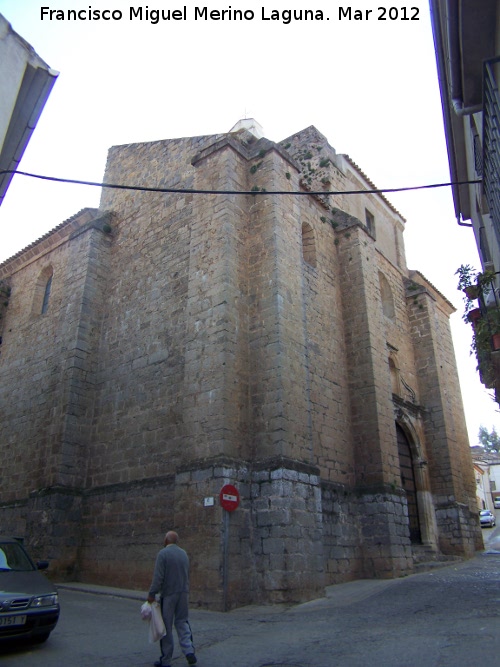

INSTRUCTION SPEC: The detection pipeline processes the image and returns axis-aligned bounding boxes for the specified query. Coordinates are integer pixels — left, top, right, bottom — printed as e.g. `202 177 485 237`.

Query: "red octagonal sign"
220 484 240 512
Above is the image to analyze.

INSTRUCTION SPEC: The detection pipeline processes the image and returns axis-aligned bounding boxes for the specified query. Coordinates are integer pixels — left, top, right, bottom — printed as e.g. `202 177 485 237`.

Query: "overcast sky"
1 0 497 445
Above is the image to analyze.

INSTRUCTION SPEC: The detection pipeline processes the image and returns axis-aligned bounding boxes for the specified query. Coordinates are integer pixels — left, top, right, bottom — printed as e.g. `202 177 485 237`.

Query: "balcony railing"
483 57 500 242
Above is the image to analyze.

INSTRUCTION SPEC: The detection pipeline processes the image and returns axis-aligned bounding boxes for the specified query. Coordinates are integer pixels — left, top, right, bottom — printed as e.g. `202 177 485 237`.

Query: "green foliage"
250 161 263 174
478 425 500 453
455 264 477 291
455 264 496 323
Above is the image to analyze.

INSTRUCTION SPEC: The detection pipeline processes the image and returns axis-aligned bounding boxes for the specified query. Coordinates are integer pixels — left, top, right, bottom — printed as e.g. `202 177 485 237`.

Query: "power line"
0 169 482 197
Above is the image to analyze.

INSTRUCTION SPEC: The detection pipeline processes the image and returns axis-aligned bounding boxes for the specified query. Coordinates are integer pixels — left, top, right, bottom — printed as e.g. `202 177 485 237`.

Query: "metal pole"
222 509 229 612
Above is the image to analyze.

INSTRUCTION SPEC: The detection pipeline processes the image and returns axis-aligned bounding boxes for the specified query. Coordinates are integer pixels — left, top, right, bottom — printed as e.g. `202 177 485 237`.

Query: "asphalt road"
1 531 499 667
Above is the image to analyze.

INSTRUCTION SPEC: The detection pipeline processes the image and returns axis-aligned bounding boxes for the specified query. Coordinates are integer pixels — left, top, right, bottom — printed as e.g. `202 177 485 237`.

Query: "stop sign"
220 484 240 512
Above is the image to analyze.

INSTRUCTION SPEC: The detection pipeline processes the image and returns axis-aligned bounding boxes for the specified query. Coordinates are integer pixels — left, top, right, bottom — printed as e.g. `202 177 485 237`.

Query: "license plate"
0 615 26 627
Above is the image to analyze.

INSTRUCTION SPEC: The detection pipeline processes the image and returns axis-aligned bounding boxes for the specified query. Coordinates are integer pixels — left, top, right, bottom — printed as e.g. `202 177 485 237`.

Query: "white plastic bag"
148 601 166 643
140 601 152 621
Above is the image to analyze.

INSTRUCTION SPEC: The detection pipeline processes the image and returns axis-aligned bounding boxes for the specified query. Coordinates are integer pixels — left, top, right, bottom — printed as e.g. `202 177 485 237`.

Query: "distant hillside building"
0 122 482 609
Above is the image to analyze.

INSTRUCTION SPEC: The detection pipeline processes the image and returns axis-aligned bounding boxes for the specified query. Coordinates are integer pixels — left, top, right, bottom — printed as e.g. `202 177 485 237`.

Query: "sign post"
220 484 239 611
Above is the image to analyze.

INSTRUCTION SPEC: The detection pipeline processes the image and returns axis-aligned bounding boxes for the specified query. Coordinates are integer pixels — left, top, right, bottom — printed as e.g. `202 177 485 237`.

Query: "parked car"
0 536 59 643
479 510 496 528
494 497 500 509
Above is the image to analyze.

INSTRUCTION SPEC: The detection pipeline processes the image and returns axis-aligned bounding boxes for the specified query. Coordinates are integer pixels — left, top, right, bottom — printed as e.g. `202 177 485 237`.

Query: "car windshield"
0 542 36 572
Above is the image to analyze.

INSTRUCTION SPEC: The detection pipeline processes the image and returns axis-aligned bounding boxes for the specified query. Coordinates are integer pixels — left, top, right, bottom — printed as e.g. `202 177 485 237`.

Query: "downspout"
430 0 477 228
446 0 482 116
443 0 479 227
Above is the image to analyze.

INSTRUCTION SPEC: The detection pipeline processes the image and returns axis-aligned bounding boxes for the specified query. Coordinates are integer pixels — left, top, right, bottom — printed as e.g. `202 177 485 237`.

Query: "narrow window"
365 209 375 237
301 221 317 268
41 274 52 314
379 271 395 319
32 266 54 316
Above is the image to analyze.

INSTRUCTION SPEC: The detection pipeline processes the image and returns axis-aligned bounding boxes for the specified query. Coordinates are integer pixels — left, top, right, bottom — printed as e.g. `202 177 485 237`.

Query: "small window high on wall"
302 221 317 268
32 266 54 315
365 209 375 237
41 274 52 314
379 271 395 319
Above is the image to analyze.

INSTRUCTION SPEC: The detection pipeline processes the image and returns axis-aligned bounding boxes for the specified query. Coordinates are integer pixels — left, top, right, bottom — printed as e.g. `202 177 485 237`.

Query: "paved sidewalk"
55 532 500 667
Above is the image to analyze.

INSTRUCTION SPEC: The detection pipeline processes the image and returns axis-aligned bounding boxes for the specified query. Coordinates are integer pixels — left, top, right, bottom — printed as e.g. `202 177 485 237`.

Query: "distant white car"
494 497 500 509
479 510 496 528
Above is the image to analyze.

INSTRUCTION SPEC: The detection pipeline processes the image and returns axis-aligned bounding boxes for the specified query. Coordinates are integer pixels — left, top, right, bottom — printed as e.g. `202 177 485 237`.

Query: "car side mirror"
36 560 49 570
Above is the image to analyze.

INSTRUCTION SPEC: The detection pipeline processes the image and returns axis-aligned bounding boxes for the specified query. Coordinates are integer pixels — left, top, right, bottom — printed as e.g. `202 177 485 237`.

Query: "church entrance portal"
397 423 422 543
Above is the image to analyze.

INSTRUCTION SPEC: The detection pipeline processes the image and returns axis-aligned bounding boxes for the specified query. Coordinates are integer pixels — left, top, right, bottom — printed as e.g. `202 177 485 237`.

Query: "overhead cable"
0 169 482 197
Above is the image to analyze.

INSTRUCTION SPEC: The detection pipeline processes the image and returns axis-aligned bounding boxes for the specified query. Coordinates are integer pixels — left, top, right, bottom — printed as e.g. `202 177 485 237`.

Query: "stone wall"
0 124 482 607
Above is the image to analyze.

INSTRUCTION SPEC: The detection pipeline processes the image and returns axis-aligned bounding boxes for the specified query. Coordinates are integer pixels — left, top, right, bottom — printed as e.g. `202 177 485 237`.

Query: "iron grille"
483 57 500 240
474 133 483 177
5 597 30 610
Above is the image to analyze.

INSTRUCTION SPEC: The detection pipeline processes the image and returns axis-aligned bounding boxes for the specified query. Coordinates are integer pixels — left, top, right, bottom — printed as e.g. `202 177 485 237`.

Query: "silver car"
0 536 60 643
479 510 496 528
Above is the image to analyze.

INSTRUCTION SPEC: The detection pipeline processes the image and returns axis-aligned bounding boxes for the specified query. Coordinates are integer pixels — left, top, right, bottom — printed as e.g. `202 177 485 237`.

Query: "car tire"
31 632 51 644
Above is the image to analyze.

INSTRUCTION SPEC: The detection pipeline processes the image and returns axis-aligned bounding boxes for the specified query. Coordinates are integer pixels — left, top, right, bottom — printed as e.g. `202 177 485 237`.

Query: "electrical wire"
0 169 482 197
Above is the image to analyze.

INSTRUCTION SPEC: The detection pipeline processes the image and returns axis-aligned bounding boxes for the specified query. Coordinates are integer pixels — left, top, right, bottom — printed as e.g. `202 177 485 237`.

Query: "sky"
0 0 498 445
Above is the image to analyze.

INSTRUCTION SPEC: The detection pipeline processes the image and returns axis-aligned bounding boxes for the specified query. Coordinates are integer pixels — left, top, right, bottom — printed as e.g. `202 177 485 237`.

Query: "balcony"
483 57 500 242
457 265 500 403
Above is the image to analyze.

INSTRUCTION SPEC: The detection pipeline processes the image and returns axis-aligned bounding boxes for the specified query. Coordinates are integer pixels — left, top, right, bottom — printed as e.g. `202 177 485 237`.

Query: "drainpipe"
446 0 482 116
451 99 483 116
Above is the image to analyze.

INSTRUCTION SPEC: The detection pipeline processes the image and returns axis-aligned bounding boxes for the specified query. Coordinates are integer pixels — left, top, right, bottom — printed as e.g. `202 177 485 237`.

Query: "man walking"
148 531 197 667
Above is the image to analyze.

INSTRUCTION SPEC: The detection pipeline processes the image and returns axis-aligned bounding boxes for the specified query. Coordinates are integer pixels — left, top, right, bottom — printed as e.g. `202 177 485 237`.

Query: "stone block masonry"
0 122 482 608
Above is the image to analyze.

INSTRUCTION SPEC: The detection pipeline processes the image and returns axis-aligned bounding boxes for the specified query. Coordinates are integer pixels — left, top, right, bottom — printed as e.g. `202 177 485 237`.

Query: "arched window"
41 274 52 314
379 271 395 319
301 221 317 268
32 266 54 315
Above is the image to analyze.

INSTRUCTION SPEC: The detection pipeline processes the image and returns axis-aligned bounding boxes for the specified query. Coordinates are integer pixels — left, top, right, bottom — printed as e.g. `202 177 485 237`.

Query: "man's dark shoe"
186 654 197 665
154 661 171 667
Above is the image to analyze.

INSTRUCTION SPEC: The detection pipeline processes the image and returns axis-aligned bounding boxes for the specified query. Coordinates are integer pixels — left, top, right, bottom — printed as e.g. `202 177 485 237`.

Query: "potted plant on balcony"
456 265 497 321
456 264 481 324
486 308 500 351
472 315 500 387
456 265 500 387
456 263 479 298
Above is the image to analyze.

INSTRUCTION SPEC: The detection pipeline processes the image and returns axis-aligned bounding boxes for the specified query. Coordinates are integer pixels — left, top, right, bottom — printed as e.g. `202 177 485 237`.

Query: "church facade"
0 122 482 609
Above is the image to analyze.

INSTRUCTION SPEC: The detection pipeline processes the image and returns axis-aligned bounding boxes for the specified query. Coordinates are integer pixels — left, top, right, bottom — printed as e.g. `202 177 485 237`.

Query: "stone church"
0 120 482 609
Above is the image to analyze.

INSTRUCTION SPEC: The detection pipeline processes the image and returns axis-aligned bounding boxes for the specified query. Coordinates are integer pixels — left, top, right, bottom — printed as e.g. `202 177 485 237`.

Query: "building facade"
0 122 482 609
0 13 58 206
430 0 500 400
471 446 500 510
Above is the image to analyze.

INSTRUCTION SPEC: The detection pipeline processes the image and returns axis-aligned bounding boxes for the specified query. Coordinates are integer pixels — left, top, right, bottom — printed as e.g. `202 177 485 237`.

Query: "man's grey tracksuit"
149 544 195 666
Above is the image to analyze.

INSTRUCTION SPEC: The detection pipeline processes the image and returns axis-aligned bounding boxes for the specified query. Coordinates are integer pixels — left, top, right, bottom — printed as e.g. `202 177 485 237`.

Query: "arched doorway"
397 423 422 543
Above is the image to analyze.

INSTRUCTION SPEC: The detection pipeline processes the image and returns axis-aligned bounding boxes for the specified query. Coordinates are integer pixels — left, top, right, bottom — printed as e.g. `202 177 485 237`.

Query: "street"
1 532 499 667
